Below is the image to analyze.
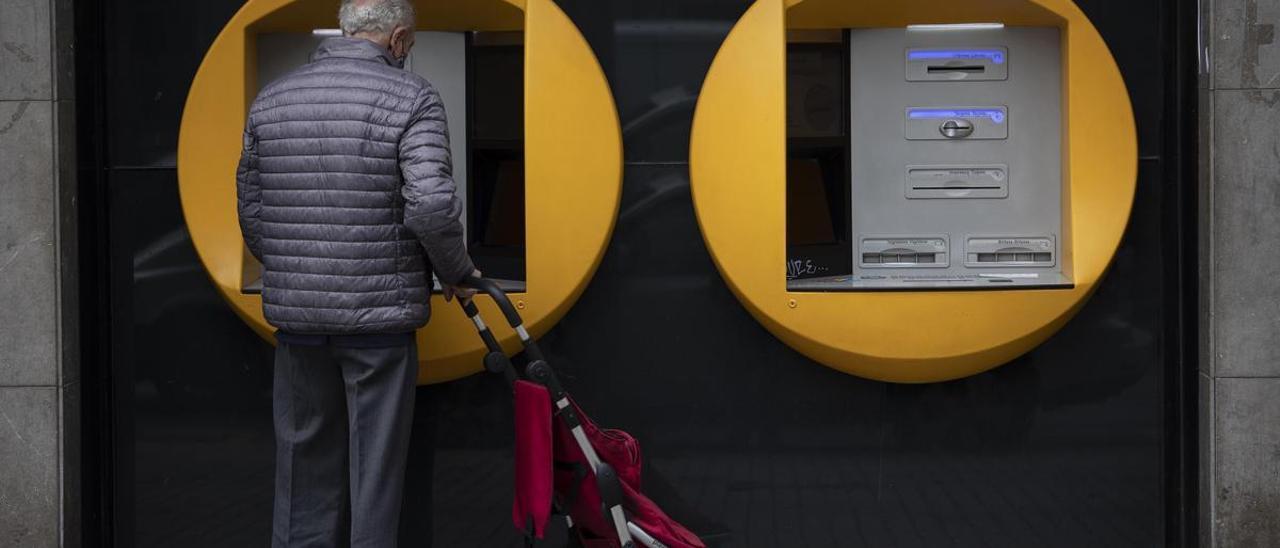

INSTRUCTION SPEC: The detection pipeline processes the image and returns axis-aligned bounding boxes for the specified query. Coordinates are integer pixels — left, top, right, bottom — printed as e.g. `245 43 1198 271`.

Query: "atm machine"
691 0 1133 382
180 0 620 383
789 25 1067 291
244 31 526 294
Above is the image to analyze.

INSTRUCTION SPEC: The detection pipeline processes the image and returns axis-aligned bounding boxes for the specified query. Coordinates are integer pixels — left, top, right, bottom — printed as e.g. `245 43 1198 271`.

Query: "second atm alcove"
242 30 528 295
785 26 1071 293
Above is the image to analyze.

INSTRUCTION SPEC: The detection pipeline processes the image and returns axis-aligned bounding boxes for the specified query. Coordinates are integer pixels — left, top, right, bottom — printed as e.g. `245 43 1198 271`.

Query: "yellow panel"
177 0 621 384
688 0 1136 383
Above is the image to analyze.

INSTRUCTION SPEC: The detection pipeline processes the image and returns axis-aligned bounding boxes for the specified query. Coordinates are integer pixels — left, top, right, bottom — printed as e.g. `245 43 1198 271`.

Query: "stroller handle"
456 279 646 548
457 276 546 363
460 276 523 329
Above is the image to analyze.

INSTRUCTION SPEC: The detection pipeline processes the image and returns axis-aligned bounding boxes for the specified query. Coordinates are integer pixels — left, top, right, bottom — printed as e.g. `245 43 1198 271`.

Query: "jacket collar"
312 37 403 69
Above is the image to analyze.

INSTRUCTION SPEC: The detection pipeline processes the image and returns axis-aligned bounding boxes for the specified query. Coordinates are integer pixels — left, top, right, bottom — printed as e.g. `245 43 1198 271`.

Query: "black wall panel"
80 0 1193 546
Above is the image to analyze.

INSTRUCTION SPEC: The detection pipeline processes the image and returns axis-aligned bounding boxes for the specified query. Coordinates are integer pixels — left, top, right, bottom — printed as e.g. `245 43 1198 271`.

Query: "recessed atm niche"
244 30 526 294
691 0 1138 383
788 26 1069 291
179 0 621 384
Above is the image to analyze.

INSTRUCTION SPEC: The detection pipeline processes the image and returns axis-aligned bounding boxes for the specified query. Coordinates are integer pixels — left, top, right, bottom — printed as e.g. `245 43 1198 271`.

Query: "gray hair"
339 0 416 37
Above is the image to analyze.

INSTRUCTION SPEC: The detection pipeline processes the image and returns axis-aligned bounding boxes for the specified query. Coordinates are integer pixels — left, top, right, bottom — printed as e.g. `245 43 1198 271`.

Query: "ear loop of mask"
394 33 411 68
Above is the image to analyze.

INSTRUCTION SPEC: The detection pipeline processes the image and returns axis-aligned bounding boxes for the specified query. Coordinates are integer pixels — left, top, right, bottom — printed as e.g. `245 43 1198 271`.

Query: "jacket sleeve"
400 84 477 285
236 121 265 263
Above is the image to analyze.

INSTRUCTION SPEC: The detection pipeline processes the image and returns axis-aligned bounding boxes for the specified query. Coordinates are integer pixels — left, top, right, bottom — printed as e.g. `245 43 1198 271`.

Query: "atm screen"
470 150 525 248
467 32 526 282
786 31 852 281
786 158 838 246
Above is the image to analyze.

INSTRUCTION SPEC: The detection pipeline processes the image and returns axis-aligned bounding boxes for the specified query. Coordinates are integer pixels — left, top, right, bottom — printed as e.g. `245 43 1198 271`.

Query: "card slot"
926 65 986 73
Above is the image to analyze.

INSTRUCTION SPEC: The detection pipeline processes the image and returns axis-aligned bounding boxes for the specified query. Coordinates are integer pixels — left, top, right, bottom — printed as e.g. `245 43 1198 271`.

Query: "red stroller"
459 277 705 548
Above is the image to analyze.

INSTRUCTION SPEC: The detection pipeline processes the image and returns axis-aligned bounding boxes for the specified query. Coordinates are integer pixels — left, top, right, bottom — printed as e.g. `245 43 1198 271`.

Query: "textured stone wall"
1202 0 1280 546
0 0 77 546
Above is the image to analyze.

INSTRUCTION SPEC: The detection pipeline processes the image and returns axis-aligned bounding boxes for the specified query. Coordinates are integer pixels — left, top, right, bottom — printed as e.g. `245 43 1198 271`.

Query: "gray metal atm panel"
408 32 469 231
844 27 1066 290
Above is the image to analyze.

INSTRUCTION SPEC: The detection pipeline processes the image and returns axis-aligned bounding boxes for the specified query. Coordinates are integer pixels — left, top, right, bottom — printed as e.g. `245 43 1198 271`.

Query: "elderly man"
235 0 477 545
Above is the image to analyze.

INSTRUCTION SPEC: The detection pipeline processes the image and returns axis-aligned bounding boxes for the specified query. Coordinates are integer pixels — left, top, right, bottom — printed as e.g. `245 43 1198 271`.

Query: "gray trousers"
272 341 418 548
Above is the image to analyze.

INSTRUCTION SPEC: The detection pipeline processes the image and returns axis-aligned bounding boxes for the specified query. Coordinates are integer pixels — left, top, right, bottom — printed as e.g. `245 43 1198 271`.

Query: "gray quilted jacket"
236 37 475 335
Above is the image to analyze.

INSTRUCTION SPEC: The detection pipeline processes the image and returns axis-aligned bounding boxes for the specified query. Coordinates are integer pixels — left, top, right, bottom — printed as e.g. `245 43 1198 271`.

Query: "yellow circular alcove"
689 0 1137 383
178 0 622 384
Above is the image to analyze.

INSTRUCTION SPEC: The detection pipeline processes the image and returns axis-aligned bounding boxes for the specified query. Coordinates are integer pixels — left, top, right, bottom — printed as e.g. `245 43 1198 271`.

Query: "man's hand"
442 270 483 304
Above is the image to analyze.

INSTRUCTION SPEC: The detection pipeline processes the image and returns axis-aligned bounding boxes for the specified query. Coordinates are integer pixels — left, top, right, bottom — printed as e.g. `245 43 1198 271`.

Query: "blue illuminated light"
908 108 1006 124
908 49 1006 65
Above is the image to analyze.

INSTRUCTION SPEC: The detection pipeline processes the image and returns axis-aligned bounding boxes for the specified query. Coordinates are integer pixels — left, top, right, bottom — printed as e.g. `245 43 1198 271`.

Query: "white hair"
338 0 416 38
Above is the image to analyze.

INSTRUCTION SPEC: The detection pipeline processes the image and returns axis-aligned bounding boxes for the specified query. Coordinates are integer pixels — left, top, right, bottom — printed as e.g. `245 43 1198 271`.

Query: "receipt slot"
179 0 622 384
691 0 1137 382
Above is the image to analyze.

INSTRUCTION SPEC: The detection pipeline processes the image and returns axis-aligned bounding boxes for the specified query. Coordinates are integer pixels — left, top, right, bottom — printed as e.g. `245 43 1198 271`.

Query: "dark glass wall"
77 0 1196 546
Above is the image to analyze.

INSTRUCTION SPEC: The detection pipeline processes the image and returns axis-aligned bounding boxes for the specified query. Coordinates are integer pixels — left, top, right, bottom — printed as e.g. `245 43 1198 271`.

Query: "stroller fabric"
521 389 705 548
513 381 555 538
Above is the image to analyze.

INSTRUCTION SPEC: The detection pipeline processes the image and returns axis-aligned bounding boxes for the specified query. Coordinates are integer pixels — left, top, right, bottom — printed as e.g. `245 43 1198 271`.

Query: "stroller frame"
458 277 665 548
